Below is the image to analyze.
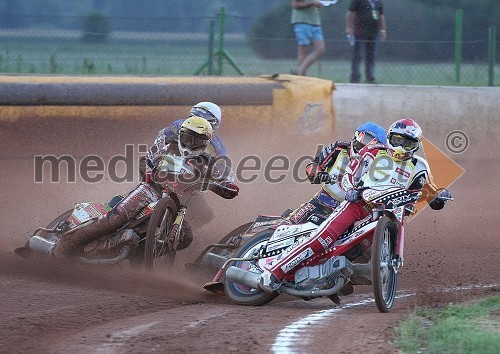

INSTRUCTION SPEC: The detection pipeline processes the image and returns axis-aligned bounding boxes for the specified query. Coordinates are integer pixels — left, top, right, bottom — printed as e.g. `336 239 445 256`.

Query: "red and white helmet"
387 118 422 161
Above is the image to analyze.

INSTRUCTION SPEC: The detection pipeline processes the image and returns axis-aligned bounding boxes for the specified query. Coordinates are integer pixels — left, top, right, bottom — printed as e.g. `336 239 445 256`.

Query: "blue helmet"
351 121 387 154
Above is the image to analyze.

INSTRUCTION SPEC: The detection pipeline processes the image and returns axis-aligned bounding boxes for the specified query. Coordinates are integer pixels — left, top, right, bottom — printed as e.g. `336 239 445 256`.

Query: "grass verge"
395 295 500 353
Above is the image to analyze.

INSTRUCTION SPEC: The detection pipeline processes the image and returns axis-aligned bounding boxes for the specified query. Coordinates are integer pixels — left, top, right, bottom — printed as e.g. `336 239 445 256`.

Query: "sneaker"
366 79 377 84
259 271 281 294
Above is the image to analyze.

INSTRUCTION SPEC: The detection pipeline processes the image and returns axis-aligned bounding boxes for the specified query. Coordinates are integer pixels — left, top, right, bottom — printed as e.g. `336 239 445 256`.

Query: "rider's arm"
306 141 350 183
410 156 447 210
340 146 377 192
210 135 227 157
162 119 184 142
209 180 239 199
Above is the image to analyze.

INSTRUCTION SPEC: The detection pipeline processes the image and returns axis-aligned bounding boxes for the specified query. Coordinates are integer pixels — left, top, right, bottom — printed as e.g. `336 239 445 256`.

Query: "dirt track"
1 84 499 353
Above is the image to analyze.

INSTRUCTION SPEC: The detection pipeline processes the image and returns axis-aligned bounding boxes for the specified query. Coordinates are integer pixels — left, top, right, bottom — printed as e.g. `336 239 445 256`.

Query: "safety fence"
0 14 497 87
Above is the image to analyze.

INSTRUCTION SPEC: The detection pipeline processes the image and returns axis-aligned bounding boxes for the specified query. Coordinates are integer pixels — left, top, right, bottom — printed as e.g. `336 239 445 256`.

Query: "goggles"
189 108 219 129
389 133 419 151
179 131 210 151
352 131 376 153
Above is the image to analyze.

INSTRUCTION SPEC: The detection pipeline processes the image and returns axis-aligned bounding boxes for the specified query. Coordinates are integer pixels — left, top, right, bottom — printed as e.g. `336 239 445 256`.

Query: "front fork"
168 207 186 251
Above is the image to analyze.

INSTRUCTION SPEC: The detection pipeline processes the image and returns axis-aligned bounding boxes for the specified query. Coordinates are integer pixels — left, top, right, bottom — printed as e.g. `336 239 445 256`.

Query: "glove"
345 189 360 202
211 182 239 199
315 171 331 184
224 183 240 196
436 189 452 203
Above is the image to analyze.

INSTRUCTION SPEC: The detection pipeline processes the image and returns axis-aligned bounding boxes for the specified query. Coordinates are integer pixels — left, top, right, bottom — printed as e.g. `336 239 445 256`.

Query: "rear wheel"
372 216 398 313
224 229 278 306
144 197 178 271
198 221 254 267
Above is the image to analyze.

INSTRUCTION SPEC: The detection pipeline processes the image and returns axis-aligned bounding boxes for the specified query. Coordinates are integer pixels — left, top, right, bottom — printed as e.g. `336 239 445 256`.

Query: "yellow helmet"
178 116 213 157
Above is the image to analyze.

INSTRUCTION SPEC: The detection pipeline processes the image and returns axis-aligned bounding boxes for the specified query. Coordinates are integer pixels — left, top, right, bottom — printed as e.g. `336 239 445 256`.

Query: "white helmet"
387 118 422 161
189 102 222 130
178 116 213 158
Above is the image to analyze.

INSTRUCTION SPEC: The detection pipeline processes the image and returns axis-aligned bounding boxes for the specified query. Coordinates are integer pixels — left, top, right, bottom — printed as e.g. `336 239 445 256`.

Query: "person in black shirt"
345 0 387 84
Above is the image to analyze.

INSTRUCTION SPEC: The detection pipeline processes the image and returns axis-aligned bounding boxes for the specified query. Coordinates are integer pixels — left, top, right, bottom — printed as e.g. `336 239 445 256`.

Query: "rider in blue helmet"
293 121 387 214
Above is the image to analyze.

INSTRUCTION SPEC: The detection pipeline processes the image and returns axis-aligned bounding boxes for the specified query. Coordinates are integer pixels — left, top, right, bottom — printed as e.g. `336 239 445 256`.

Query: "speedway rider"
157 101 226 157
259 118 452 293
54 116 239 258
287 122 387 224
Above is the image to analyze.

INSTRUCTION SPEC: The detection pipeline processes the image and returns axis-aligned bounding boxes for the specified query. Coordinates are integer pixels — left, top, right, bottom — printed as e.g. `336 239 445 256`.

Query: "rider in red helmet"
259 118 452 295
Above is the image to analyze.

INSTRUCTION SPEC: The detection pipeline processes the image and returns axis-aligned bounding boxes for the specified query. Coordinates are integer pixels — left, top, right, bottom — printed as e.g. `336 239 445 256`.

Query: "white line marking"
272 283 498 354
96 321 158 353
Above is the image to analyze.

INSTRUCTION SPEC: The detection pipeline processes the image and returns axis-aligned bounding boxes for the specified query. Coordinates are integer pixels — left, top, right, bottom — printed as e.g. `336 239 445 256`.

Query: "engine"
293 256 353 291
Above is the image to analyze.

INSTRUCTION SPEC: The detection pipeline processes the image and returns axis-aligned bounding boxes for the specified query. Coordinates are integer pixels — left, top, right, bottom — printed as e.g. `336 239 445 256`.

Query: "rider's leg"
263 201 370 282
53 183 161 258
84 229 140 257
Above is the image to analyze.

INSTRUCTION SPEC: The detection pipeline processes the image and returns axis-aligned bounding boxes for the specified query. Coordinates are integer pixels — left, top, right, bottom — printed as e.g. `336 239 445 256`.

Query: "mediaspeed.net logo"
411 134 466 217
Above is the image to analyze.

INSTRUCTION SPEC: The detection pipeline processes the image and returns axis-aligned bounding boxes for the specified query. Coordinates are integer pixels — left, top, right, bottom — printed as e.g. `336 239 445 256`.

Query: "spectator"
345 0 387 83
291 0 326 76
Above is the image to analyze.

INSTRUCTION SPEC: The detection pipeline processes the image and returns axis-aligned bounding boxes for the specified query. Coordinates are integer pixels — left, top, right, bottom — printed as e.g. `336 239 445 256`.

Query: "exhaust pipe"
225 266 261 289
28 236 55 255
201 252 228 269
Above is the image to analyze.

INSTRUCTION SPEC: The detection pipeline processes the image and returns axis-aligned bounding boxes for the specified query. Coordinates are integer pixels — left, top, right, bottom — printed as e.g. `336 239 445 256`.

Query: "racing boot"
258 270 281 294
328 294 341 305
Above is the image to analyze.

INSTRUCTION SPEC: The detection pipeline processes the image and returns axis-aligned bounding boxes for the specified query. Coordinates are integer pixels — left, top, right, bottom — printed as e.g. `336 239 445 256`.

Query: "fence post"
454 9 463 84
193 19 216 75
488 26 496 87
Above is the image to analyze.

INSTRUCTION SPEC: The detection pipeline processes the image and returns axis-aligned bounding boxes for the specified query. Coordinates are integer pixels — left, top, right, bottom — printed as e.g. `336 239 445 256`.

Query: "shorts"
294 23 324 46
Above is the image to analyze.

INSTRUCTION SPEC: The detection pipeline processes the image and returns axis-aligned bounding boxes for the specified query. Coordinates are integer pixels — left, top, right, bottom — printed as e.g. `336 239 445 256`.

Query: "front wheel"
224 229 278 306
372 216 398 313
144 197 178 271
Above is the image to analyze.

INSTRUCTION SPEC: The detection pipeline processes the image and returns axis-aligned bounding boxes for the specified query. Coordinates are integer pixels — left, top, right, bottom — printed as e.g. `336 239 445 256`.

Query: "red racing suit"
265 143 445 280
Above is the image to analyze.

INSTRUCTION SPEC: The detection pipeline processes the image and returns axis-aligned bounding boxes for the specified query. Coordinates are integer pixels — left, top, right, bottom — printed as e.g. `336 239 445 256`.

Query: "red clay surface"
0 101 499 353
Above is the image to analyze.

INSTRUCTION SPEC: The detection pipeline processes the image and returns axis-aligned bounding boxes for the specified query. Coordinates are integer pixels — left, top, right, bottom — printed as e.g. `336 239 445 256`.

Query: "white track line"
272 283 498 354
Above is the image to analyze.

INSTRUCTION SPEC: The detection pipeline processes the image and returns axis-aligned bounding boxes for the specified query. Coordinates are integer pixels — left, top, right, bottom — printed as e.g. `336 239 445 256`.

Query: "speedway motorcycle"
16 154 222 270
204 185 427 313
187 195 334 273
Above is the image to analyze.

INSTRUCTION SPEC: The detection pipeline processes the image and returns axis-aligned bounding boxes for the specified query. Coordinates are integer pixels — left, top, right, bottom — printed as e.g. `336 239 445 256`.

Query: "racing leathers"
263 143 448 282
286 141 351 223
54 134 237 259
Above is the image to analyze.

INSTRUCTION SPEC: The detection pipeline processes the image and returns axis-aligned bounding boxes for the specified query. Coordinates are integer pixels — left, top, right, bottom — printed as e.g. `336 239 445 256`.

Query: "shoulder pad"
358 142 386 155
333 140 350 149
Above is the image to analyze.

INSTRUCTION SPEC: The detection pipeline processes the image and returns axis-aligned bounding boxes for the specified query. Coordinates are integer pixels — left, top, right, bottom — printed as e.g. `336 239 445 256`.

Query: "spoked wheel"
372 216 398 313
144 197 178 271
224 229 278 306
